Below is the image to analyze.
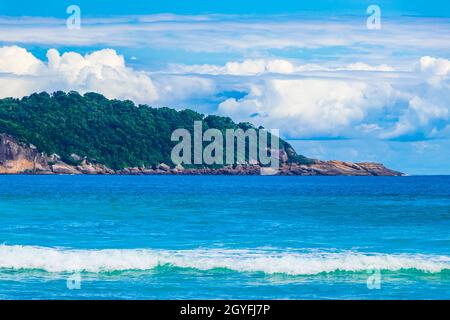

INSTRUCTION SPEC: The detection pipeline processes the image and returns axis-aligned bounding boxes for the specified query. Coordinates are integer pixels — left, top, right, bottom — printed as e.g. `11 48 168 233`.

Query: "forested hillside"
0 91 309 169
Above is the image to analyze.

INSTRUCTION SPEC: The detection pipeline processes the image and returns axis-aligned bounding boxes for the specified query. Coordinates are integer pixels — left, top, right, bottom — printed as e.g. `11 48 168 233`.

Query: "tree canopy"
0 91 311 169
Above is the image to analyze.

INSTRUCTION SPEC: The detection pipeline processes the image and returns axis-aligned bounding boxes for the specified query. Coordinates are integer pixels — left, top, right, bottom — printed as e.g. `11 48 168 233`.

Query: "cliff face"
0 134 50 174
0 133 403 176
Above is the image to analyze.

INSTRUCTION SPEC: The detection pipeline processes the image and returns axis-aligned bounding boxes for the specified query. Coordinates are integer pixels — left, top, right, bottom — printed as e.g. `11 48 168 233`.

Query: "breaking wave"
1 245 449 275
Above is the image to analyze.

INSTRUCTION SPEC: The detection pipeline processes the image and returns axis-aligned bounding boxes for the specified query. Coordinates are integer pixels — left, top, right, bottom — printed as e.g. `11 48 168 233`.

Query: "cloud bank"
169 59 395 75
1 15 449 66
0 45 449 143
0 46 215 107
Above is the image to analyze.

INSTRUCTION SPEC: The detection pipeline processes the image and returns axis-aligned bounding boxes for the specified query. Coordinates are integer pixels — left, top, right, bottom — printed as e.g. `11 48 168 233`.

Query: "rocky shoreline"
0 133 403 176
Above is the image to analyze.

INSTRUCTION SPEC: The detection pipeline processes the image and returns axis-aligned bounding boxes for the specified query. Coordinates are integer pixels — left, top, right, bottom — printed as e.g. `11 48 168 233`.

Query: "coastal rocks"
97 161 401 176
174 164 184 172
0 135 118 175
51 162 81 175
124 167 143 175
76 160 114 175
141 168 156 175
307 160 403 176
352 162 403 176
0 132 403 176
272 161 403 176
117 167 156 175
157 163 171 171
176 164 262 175
0 134 50 174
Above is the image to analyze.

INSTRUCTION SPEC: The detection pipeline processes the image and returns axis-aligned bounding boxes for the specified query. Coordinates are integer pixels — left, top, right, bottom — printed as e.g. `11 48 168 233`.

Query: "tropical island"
0 91 402 176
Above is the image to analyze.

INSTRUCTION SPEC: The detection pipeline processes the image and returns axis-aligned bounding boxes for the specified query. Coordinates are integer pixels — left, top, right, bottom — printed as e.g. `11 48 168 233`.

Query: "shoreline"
0 163 405 177
1 133 404 176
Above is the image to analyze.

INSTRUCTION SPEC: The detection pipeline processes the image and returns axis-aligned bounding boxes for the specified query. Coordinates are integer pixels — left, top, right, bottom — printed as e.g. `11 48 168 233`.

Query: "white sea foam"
0 245 449 275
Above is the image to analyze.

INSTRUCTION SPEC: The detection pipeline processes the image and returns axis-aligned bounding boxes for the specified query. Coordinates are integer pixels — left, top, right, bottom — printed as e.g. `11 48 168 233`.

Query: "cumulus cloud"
0 46 215 107
0 46 159 104
45 48 159 103
218 78 397 138
213 56 450 140
0 46 47 97
0 46 43 75
383 72 450 140
376 56 450 140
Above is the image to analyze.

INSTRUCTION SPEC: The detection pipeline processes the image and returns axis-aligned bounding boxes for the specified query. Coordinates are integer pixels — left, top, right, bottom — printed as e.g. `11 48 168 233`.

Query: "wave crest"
1 245 449 275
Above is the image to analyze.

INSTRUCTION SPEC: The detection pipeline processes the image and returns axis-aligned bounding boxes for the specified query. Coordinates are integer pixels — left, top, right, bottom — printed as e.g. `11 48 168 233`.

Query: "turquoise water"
0 175 449 299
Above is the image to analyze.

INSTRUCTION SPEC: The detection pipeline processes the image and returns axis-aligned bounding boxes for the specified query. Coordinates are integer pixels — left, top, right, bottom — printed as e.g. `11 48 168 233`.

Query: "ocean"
0 175 449 299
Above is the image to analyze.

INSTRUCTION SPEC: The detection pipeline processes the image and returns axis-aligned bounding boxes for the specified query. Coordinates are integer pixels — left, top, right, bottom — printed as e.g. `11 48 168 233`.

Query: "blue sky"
2 0 450 17
0 1 449 174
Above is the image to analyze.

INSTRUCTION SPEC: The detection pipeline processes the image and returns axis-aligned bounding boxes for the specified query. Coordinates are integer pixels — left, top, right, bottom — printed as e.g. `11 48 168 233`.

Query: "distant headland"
0 91 402 176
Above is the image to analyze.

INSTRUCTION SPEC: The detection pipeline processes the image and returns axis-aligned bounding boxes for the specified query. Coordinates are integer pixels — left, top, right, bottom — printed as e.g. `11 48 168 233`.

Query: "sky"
2 0 450 16
0 1 449 174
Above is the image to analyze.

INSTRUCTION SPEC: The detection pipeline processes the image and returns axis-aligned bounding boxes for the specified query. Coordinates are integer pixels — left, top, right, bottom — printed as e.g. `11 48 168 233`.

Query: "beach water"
0 175 449 299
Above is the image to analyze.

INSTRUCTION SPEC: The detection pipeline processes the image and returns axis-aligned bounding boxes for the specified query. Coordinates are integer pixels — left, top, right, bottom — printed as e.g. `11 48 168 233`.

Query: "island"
0 91 402 176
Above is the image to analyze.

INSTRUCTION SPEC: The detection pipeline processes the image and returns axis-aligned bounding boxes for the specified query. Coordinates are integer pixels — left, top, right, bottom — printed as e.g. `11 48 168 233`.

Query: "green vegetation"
0 91 311 169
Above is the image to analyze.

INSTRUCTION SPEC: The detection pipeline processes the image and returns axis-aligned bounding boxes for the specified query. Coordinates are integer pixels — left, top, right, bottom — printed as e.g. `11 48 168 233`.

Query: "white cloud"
0 46 214 107
383 79 450 139
170 59 395 76
170 59 295 75
151 74 215 108
218 78 397 138
336 62 395 72
0 46 159 104
215 56 450 140
377 56 450 139
0 45 43 75
418 56 450 76
1 15 449 58
1 45 449 142
45 48 159 104
170 59 395 75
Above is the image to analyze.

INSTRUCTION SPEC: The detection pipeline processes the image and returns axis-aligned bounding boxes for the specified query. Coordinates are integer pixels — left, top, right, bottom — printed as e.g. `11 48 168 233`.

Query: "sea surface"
0 175 449 299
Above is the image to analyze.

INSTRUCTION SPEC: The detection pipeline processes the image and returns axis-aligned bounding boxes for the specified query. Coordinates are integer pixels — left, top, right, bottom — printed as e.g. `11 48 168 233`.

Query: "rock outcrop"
0 134 51 174
278 160 402 176
76 160 115 175
51 162 81 175
0 133 403 176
